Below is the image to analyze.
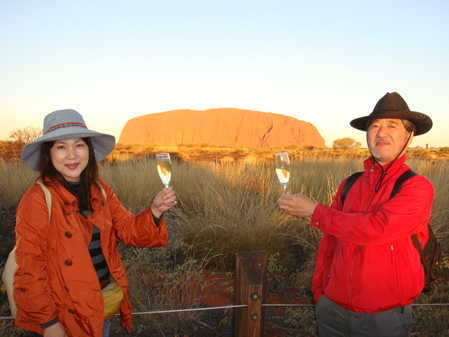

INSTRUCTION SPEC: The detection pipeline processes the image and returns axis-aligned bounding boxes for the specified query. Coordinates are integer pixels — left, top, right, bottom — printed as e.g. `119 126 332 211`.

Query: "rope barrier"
130 304 247 315
262 303 449 308
2 302 448 320
412 303 449 307
0 305 248 320
263 303 315 308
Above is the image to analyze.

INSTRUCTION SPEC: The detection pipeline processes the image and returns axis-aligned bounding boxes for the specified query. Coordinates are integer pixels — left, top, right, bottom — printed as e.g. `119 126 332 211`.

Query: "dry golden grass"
0 161 37 208
1 152 448 266
1 148 448 335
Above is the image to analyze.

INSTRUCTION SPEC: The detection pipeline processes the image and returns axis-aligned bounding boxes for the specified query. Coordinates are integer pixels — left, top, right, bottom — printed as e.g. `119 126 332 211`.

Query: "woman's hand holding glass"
151 186 176 218
151 153 177 218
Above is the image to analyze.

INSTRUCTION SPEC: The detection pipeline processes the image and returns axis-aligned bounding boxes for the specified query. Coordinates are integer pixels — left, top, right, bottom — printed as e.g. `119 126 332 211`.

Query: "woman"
14 109 176 337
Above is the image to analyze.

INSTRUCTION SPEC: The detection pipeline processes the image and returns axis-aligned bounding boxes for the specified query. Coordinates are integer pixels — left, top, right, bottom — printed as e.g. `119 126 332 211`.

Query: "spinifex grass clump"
0 161 37 208
99 157 164 213
169 161 297 269
170 158 364 271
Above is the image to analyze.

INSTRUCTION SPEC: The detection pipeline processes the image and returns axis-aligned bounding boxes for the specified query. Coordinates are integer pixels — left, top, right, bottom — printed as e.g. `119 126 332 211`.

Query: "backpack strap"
381 170 423 252
341 169 417 206
36 181 52 224
96 182 107 200
341 169 422 246
390 170 417 199
340 171 363 206
389 170 439 292
100 185 107 200
389 170 421 250
411 230 423 251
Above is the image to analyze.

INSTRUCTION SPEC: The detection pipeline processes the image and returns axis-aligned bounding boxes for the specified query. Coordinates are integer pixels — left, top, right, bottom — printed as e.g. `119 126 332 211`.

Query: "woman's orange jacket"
14 178 169 336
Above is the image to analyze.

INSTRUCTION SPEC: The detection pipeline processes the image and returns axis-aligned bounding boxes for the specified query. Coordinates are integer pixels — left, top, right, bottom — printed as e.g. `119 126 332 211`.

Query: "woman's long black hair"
38 137 99 210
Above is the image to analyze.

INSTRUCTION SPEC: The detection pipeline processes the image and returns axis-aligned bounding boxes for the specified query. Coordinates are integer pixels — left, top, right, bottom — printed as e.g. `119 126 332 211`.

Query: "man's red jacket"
311 156 433 313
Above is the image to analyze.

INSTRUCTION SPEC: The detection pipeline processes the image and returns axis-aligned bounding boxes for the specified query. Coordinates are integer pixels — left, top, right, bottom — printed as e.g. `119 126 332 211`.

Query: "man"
278 92 434 336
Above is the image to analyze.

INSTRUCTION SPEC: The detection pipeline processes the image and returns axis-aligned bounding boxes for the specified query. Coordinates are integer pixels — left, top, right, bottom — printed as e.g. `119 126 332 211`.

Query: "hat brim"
350 110 433 136
21 128 116 172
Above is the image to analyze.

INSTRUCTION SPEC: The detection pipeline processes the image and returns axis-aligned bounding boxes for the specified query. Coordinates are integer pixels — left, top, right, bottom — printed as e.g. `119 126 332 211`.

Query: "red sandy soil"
200 271 308 308
198 270 313 336
199 271 235 307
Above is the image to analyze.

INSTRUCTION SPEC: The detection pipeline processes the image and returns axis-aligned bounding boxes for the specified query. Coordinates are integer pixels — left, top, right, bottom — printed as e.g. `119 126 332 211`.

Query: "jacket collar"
38 178 105 215
364 155 407 176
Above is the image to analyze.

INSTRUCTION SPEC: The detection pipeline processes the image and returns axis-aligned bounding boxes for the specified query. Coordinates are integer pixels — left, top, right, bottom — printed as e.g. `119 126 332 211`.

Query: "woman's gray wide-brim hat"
350 92 433 136
21 109 116 171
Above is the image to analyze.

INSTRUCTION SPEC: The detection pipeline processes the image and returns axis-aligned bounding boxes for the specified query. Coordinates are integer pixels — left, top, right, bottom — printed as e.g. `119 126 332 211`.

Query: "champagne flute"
156 153 177 205
156 153 172 189
274 152 290 193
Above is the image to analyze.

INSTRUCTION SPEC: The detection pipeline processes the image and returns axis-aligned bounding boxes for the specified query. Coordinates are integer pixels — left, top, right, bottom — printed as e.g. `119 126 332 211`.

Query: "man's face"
367 118 413 166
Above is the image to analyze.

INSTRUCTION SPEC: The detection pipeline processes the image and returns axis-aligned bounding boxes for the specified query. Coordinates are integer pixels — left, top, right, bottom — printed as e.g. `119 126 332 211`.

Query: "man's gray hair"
402 119 416 134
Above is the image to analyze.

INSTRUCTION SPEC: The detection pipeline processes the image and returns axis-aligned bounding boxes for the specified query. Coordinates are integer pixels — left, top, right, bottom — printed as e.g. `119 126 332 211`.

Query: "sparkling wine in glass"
275 152 290 193
156 153 172 188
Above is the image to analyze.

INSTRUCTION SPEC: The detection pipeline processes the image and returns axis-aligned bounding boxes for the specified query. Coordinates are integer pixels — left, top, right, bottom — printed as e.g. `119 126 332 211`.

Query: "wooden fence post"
234 251 268 337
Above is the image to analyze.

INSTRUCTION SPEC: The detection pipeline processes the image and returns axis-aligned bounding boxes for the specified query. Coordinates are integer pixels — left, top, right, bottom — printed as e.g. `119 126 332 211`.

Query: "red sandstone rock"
118 108 325 148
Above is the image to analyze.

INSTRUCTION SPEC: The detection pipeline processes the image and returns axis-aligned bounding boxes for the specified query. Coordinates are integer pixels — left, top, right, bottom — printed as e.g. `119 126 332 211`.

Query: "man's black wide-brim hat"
350 92 433 136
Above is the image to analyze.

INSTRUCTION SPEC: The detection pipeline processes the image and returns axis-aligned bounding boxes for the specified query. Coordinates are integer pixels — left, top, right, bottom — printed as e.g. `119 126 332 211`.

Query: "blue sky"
1 0 448 148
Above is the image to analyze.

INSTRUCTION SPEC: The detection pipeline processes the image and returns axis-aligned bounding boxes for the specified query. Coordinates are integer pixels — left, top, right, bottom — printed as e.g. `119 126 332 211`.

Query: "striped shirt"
69 182 110 286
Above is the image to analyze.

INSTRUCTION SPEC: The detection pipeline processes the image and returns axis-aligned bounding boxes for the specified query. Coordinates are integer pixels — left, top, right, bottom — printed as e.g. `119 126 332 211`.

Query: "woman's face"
50 138 89 182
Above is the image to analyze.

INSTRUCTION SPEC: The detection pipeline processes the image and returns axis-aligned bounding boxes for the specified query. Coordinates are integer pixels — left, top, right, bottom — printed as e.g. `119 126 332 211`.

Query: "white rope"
263 303 315 308
0 305 248 320
1 302 448 320
262 303 449 308
130 304 247 315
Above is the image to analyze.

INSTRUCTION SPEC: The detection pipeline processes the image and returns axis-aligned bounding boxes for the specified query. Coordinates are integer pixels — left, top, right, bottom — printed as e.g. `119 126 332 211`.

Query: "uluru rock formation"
118 108 325 148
